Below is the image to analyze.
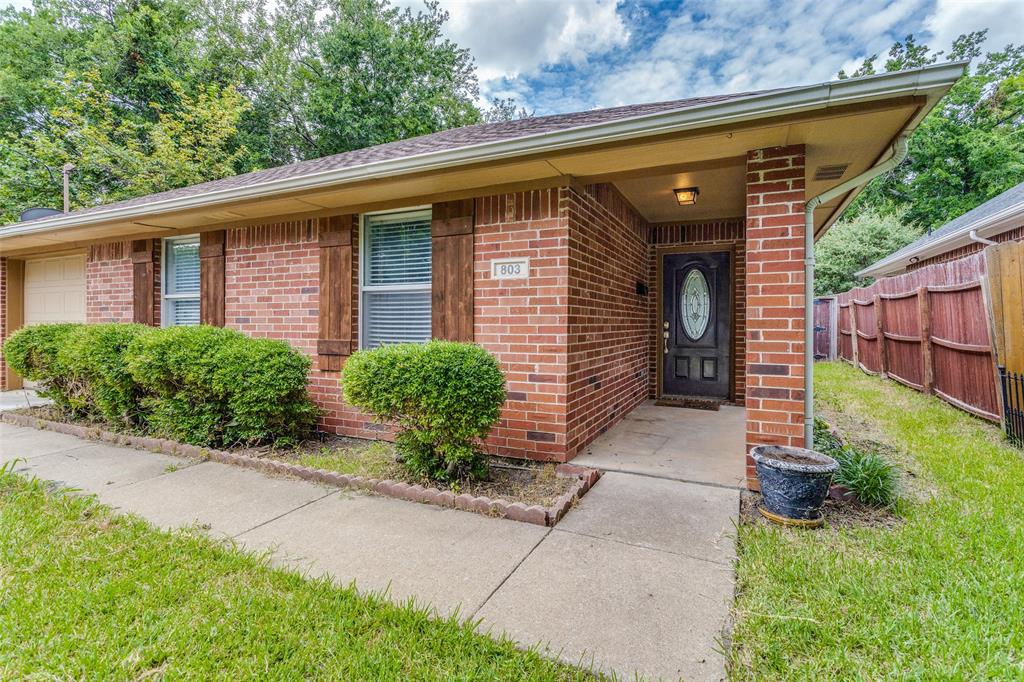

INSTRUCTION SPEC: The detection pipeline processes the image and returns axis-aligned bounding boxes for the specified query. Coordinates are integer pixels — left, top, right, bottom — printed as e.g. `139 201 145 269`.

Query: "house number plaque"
490 257 530 280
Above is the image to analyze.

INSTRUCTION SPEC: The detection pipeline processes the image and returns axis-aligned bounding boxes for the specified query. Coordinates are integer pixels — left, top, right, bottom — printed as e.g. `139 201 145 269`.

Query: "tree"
0 0 521 220
842 31 1024 229
814 209 921 296
820 31 1024 293
0 72 249 223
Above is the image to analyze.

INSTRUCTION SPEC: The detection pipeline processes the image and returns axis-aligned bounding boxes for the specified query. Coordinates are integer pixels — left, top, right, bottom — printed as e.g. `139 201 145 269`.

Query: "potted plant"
751 445 839 527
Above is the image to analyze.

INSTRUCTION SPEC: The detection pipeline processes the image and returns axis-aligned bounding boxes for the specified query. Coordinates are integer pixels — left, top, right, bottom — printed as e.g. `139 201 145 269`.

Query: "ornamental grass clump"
813 416 899 507
341 341 506 482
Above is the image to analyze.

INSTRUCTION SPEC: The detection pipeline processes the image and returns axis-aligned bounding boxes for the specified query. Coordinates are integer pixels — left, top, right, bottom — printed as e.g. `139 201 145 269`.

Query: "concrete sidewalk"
1 421 737 681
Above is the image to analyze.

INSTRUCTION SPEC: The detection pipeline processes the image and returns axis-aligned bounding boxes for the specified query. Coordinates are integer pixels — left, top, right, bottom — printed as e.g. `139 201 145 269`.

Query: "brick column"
744 145 807 489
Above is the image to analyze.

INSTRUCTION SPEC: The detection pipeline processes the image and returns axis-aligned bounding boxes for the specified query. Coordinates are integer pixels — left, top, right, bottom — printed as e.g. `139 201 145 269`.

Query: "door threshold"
655 395 723 411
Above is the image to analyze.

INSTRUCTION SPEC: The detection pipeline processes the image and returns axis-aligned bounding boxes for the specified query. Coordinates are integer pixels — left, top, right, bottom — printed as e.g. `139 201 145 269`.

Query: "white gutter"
803 134 911 448
0 61 966 242
861 202 1024 277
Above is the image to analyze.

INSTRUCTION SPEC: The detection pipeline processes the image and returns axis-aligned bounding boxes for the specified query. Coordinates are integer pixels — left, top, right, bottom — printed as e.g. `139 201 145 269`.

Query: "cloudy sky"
3 0 1021 115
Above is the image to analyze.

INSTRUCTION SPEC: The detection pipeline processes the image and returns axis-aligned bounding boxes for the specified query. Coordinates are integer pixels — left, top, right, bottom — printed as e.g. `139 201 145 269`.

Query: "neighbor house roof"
859 180 1024 278
0 60 968 252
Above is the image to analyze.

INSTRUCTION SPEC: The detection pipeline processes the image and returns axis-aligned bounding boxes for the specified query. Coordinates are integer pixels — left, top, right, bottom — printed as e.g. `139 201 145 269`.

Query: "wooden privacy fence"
827 240 1024 427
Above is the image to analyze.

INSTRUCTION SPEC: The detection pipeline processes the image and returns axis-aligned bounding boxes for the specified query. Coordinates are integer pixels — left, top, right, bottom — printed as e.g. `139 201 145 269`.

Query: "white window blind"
164 237 201 326
361 210 432 348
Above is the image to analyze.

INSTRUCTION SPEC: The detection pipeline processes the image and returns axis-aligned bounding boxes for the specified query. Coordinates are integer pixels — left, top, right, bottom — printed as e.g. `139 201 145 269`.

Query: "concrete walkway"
1 420 737 681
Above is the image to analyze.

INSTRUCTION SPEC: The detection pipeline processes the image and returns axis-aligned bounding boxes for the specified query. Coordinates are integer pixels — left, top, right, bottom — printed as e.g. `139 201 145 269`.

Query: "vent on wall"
814 164 849 181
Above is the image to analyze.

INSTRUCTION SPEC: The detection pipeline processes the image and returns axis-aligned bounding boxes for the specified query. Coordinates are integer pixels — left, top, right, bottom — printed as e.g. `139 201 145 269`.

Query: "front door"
661 249 731 399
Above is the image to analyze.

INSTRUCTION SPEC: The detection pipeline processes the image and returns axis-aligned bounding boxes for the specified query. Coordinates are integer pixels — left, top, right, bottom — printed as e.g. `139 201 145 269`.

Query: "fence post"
850 300 860 368
918 286 934 394
874 294 887 377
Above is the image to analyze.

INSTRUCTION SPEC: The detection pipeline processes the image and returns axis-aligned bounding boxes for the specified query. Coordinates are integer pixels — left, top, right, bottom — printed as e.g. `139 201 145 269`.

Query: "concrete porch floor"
572 401 747 489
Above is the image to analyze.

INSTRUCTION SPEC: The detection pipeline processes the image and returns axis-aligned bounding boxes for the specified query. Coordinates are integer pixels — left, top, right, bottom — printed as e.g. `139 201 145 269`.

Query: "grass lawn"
0 468 591 680
729 362 1024 679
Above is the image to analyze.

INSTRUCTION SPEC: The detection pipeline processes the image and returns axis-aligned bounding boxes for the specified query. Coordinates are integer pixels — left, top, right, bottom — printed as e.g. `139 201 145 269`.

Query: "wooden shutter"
318 214 356 371
200 230 226 327
431 199 475 341
131 239 155 325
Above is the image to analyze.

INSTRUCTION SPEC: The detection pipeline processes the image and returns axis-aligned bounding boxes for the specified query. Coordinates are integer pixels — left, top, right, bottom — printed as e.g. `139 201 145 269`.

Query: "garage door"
24 255 87 325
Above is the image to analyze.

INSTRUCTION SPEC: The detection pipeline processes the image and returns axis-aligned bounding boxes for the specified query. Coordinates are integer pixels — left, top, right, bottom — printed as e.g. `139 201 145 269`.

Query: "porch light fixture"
673 186 700 206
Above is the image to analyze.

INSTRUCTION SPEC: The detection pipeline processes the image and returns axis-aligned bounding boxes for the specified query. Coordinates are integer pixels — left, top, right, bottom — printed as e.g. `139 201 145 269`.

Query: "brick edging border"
1 412 601 527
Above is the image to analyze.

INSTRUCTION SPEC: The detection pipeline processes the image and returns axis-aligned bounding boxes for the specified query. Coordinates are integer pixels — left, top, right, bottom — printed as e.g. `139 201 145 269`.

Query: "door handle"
663 330 669 354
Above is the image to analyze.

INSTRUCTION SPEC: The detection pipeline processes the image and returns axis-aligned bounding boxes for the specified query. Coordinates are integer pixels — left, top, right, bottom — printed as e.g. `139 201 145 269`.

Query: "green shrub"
212 336 320 445
58 323 152 427
2 323 83 413
341 341 506 481
127 325 317 446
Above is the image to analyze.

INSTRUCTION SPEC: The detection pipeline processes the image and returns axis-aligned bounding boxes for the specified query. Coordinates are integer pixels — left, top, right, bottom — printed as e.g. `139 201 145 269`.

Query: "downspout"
969 229 997 246
802 133 910 447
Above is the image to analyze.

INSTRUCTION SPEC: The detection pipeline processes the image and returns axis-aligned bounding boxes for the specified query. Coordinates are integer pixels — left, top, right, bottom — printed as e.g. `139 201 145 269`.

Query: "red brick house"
0 64 963 487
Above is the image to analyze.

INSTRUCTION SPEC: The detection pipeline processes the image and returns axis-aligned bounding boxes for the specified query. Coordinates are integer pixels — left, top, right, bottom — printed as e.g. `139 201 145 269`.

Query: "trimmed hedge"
2 323 318 447
341 341 506 481
1 323 83 414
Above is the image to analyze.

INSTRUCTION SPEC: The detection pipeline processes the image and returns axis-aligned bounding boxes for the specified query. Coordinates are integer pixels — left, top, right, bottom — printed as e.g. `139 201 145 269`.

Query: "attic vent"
205 210 245 221
814 164 849 181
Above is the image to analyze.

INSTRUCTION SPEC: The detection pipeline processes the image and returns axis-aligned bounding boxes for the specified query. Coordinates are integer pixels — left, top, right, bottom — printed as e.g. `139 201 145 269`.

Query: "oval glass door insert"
681 268 711 340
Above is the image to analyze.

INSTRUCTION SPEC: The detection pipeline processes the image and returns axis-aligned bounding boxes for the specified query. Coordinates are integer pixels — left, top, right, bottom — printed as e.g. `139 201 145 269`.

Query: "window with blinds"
361 210 432 347
163 236 201 326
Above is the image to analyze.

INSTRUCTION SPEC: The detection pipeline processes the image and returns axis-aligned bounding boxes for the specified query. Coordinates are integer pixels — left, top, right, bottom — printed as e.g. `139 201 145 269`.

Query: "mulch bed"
3 407 601 527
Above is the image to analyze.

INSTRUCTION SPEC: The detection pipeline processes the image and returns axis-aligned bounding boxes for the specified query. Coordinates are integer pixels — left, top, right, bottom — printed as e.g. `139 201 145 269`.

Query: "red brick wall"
907 225 1024 271
475 188 570 460
564 184 651 455
744 144 808 487
86 240 160 324
649 219 747 402
86 242 134 323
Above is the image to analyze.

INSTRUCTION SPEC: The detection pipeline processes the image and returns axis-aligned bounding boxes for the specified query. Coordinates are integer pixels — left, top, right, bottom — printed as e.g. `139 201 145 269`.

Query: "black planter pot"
751 445 839 527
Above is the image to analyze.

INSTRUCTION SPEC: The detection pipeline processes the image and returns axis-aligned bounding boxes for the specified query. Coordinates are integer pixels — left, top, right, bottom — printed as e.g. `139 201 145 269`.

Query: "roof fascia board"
0 61 967 241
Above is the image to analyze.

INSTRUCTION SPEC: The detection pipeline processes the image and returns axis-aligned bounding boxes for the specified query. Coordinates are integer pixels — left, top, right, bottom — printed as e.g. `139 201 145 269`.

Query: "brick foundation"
744 144 808 488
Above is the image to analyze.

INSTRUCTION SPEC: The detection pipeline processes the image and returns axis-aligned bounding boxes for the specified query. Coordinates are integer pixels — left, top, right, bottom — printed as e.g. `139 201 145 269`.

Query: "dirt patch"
740 490 902 530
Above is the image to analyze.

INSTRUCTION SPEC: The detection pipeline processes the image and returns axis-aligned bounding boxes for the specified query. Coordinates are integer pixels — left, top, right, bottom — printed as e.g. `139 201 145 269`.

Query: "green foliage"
57 323 153 426
4 323 316 447
841 31 1024 230
341 341 506 481
814 209 922 295
127 325 318 446
813 416 898 507
831 448 899 508
0 0 521 221
1 323 82 412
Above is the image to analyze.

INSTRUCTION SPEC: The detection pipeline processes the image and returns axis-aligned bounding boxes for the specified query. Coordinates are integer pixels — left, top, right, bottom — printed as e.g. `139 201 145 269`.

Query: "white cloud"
589 0 932 107
923 0 1024 57
400 0 629 81
1 0 33 9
